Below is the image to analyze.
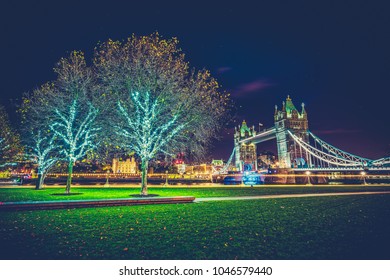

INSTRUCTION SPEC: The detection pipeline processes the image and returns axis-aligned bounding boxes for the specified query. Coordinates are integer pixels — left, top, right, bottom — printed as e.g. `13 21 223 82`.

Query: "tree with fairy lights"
0 138 6 153
94 33 229 195
21 52 100 194
21 83 63 189
28 131 59 189
21 84 63 189
0 137 9 163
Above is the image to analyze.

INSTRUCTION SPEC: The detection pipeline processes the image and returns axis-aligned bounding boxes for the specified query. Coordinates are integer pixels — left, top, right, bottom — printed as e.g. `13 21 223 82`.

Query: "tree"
50 98 100 194
21 52 100 194
0 137 9 160
28 130 59 189
0 105 22 166
94 33 229 195
21 84 61 189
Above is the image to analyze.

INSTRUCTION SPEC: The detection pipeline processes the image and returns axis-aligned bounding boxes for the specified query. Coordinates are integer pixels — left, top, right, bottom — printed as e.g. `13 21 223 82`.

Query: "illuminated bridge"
215 96 390 175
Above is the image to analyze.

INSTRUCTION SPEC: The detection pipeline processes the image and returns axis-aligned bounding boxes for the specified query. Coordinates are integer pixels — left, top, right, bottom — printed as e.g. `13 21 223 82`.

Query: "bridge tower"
234 120 258 172
274 96 309 168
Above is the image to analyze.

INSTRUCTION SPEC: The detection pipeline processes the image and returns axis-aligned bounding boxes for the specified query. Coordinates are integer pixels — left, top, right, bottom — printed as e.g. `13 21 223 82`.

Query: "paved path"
194 191 390 202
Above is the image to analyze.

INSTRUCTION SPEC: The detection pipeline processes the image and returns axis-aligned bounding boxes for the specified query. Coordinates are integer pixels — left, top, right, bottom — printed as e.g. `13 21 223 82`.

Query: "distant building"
112 157 138 174
173 163 213 174
258 151 277 168
211 159 225 173
173 152 185 165
211 159 224 167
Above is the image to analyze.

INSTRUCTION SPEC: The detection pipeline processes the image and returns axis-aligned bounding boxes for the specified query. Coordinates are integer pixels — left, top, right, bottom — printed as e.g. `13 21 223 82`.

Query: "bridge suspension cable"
212 147 235 175
287 130 366 167
308 131 371 164
371 157 390 166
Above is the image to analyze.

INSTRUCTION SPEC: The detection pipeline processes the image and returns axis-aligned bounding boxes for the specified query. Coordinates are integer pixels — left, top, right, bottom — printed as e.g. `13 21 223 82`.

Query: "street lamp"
360 171 367 185
305 171 312 186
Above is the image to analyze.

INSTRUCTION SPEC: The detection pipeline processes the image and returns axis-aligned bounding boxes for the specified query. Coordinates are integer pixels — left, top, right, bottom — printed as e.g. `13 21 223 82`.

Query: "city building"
258 151 277 168
112 157 138 174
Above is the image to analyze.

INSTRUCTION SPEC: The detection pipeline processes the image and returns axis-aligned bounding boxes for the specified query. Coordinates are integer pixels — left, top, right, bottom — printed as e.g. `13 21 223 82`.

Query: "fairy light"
29 131 58 177
117 92 187 162
0 137 10 167
50 100 100 163
0 137 9 153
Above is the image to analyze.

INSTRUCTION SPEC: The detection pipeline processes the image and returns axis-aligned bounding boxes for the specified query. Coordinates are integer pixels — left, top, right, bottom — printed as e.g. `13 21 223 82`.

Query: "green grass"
0 185 390 202
1 194 390 259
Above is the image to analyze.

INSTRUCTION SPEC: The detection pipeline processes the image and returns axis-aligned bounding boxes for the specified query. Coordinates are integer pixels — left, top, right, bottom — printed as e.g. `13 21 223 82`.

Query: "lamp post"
361 171 367 185
306 171 312 186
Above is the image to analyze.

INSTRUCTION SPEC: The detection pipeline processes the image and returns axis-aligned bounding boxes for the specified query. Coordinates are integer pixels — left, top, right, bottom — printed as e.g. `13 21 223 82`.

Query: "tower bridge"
224 96 390 174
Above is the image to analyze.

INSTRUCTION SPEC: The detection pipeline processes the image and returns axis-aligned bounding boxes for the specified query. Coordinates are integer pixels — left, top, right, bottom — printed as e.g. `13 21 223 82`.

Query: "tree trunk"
66 159 74 194
141 159 148 196
104 171 110 187
35 173 43 190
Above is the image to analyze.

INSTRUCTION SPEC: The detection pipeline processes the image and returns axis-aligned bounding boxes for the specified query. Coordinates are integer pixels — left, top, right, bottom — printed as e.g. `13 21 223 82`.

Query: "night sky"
1 0 389 161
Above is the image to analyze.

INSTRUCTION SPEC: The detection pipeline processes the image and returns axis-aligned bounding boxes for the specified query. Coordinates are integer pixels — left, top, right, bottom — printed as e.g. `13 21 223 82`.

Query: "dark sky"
1 0 389 160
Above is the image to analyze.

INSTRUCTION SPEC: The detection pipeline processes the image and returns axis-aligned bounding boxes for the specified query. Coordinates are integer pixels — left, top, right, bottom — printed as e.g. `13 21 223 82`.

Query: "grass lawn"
0 185 390 202
1 194 390 259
